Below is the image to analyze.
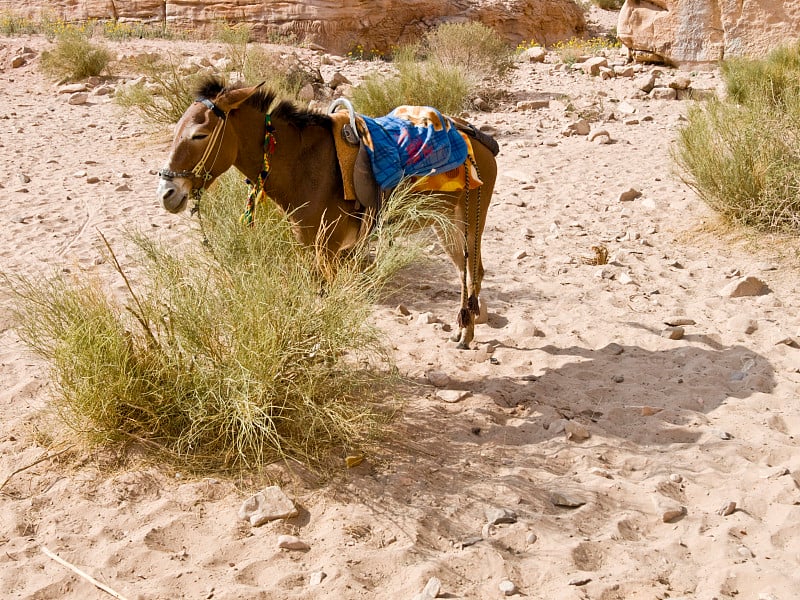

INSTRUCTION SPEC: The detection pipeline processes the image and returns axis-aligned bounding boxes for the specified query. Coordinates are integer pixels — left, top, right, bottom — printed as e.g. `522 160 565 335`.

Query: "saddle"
328 99 498 213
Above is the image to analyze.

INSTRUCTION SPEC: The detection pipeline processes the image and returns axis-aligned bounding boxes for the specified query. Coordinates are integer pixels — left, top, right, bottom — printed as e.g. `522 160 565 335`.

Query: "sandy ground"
2 11 800 600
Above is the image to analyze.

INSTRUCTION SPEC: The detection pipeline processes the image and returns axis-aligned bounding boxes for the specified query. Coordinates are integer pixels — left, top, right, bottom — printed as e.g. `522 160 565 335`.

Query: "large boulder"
618 0 800 66
0 0 585 55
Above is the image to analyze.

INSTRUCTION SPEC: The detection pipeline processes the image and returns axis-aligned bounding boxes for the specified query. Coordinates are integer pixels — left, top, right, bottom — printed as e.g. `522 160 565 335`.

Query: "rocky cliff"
0 0 586 55
618 0 800 66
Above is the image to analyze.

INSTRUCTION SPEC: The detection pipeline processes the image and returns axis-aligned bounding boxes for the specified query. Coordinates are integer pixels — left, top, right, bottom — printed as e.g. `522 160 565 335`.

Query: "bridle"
157 97 229 196
157 95 278 225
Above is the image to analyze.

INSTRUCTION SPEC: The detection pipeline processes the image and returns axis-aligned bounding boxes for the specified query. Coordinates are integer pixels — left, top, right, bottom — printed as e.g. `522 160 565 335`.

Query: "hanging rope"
241 113 277 226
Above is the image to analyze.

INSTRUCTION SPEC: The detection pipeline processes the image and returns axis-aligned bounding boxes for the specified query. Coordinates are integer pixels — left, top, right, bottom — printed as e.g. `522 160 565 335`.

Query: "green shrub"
0 13 39 35
7 174 453 471
674 43 800 233
39 28 111 81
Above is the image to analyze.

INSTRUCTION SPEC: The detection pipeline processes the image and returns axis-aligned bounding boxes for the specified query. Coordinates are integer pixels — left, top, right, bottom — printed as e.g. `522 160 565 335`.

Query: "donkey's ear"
215 84 262 112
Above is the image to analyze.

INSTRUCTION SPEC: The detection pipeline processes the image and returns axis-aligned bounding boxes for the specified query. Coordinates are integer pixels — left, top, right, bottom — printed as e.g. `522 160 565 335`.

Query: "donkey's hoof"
456 341 471 350
450 331 462 343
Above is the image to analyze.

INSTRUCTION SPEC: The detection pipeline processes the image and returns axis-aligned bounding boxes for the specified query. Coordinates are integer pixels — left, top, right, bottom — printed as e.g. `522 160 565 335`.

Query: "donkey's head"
156 81 262 213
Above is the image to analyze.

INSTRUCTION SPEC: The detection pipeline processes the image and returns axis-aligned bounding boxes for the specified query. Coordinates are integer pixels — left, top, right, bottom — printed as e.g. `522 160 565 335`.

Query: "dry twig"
42 546 130 600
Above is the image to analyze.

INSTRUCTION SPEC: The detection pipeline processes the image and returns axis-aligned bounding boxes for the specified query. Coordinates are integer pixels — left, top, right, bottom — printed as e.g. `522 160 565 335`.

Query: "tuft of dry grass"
39 28 112 81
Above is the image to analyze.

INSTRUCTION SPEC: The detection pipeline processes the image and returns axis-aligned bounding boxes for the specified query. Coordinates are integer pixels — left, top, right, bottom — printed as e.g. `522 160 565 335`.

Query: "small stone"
526 532 538 544
567 118 591 136
485 507 517 525
86 176 101 184
437 389 470 403
715 430 733 440
328 71 351 89
59 83 88 94
588 128 610 142
514 249 528 260
11 55 26 68
114 183 132 192
565 421 590 441
669 473 683 483
309 570 326 586
727 315 758 334
396 304 410 316
635 72 657 93
568 577 592 586
717 501 737 516
516 98 550 110
719 276 769 298
498 580 517 596
277 535 310 551
618 188 642 202
426 370 450 388
416 312 438 325
650 87 677 100
547 419 567 434
421 576 442 598
550 492 586 508
617 100 636 114
664 316 695 327
459 536 482 549
582 56 608 76
662 326 685 340
238 486 299 527
669 76 692 90
737 545 754 559
640 406 662 416
654 497 686 522
68 92 89 105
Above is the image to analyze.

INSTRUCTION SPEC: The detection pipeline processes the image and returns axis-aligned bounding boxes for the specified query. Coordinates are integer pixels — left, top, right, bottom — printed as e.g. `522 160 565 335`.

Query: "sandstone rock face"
618 0 800 66
0 0 585 55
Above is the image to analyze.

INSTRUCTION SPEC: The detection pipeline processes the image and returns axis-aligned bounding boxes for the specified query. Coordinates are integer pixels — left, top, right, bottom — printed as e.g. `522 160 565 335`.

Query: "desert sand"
2 9 800 600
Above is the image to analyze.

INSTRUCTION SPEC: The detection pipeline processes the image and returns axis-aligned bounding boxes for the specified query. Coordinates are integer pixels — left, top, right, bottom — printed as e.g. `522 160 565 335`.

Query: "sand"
2 12 800 600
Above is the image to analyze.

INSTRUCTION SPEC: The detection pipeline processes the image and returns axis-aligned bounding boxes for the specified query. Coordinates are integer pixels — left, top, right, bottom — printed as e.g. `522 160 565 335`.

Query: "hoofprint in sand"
2 30 800 600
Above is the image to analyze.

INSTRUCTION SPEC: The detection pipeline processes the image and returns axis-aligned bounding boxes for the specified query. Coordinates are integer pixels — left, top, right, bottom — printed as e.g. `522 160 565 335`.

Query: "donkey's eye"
192 133 209 141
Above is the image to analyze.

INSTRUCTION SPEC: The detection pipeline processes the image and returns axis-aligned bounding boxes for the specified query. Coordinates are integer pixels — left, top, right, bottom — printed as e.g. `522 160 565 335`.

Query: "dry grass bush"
352 22 512 116
39 28 112 81
675 43 800 233
114 53 200 125
7 174 454 472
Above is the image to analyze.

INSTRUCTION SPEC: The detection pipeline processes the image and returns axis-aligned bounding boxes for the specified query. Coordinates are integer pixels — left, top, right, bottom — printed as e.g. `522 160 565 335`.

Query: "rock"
661 326 684 340
653 496 686 522
526 532 538 544
581 56 608 76
727 315 758 334
547 418 568 433
565 420 590 441
640 406 662 416
521 46 547 62
328 71 351 88
238 486 299 527
617 101 637 114
59 83 88 94
650 86 677 100
568 577 592 586
298 83 316 102
436 389 470 403
634 72 657 93
499 580 518 596
669 473 683 483
426 370 451 388
10 55 26 68
550 492 585 508
566 118 590 136
668 76 692 90
618 0 800 66
472 97 490 111
485 507 518 525
618 187 642 202
396 304 411 316
412 576 442 599
277 534 310 551
514 249 528 260
719 276 769 298
664 316 695 327
516 99 550 110
588 128 611 143
717 501 737 516
614 65 635 78
416 312 438 325
68 92 89 105
309 570 327 586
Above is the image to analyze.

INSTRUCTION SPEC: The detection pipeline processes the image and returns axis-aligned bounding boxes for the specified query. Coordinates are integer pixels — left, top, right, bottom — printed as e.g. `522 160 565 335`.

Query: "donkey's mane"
195 77 332 130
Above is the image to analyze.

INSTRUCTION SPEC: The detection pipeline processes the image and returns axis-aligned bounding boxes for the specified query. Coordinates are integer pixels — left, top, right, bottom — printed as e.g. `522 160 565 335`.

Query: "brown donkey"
156 78 497 348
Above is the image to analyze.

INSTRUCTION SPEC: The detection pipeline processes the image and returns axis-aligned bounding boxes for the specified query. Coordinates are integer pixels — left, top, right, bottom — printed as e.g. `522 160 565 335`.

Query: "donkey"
156 78 497 348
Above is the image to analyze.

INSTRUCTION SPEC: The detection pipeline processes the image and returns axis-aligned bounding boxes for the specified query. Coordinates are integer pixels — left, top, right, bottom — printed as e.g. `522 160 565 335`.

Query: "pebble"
664 316 695 327
396 303 411 316
661 326 685 340
640 406 662 416
68 91 89 105
485 507 517 525
717 501 737 516
514 249 528 260
277 535 310 551
550 492 586 508
499 580 518 596
416 312 438 325
737 545 754 559
669 473 683 483
309 570 327 586
568 577 592 586
426 370 450 388
565 420 590 441
412 576 442 599
618 187 642 202
238 486 299 527
719 276 769 297
436 389 470 403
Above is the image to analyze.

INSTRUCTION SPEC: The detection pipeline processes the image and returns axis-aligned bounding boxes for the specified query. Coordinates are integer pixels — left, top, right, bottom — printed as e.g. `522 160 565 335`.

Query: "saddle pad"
355 106 469 190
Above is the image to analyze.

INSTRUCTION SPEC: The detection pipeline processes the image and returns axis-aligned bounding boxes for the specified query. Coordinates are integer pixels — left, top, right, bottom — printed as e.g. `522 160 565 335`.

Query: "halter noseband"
157 97 227 185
